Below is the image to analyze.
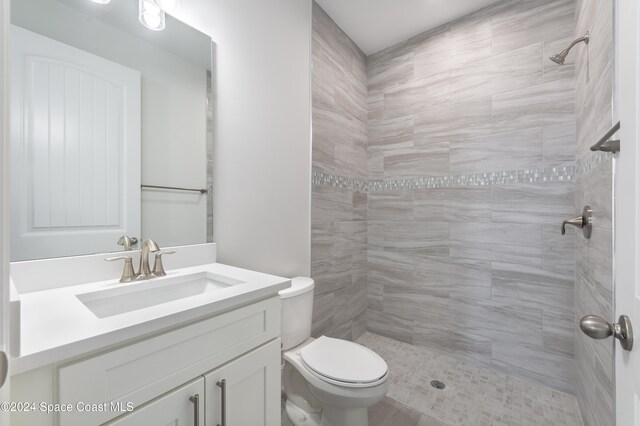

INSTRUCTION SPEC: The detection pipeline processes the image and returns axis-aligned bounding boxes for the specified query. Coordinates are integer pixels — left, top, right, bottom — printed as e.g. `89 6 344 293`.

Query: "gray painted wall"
574 0 615 424
311 2 369 341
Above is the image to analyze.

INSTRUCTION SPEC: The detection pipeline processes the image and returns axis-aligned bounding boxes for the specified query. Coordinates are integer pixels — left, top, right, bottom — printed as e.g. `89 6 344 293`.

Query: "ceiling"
315 0 503 55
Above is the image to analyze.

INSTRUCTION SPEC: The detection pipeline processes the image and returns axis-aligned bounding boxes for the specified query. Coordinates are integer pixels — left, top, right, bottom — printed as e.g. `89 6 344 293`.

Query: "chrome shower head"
549 31 589 65
549 49 570 65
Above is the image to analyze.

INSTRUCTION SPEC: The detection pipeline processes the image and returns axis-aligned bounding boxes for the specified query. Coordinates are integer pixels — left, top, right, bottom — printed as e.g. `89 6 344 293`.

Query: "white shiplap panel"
105 83 120 226
78 70 94 228
48 63 66 228
64 67 81 226
29 59 50 229
91 76 107 227
11 25 141 260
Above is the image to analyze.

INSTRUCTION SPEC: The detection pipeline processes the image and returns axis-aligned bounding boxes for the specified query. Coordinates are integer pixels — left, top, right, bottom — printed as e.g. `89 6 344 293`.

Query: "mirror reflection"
10 0 213 261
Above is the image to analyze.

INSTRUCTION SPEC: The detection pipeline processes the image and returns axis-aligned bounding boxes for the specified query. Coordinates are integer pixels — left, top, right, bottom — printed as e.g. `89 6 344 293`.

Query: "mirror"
10 0 213 261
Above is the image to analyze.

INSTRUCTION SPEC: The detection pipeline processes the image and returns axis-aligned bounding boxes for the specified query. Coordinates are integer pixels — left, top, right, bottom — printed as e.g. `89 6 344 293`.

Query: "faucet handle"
105 256 138 283
117 235 139 251
152 251 176 277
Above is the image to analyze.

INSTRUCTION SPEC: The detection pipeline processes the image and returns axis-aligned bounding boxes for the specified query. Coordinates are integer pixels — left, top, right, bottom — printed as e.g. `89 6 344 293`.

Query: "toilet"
280 277 389 426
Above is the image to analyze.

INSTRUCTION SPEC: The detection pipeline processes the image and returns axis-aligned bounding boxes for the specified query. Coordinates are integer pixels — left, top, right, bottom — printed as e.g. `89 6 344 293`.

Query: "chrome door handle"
561 205 592 238
216 379 226 426
580 314 633 351
189 394 200 426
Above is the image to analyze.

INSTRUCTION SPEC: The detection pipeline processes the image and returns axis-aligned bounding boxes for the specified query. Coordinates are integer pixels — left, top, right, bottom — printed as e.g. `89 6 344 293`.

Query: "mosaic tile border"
312 170 368 191
312 166 576 192
575 151 611 178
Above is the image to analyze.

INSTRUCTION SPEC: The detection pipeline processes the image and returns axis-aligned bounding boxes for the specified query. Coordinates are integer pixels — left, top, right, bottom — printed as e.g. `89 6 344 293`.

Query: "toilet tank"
279 277 315 350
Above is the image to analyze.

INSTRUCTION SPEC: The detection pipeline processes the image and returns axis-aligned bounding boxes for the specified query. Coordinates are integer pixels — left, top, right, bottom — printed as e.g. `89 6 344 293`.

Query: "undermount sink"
77 272 244 318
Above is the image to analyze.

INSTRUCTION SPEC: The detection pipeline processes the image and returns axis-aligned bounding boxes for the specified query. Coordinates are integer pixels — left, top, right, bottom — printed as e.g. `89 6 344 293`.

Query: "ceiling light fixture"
139 0 166 31
90 0 111 4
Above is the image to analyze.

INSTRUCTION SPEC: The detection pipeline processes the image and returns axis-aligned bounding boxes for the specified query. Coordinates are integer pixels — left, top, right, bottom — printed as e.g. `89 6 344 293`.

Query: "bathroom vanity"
9 244 288 426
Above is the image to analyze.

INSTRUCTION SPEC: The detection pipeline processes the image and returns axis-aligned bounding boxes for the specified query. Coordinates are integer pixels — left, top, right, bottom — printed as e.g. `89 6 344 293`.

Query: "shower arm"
563 31 590 53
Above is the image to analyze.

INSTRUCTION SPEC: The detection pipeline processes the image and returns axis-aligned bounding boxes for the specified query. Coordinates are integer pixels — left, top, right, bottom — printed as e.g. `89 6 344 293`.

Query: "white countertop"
12 262 290 375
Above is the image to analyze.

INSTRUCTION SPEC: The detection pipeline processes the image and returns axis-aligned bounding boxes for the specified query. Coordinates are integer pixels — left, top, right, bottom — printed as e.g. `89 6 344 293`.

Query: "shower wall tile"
414 97 493 144
413 324 493 368
491 0 576 55
311 2 368 341
492 77 576 133
382 144 450 179
490 182 576 225
543 121 577 169
413 188 492 222
367 309 414 344
574 0 614 423
365 0 578 394
449 128 544 174
367 191 414 221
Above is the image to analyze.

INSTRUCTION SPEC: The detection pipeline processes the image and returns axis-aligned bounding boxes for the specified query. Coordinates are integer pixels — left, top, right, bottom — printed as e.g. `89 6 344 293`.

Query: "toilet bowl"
280 278 389 426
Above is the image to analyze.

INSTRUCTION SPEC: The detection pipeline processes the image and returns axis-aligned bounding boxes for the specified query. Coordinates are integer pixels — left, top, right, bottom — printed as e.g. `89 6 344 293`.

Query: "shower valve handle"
561 217 585 234
561 206 592 238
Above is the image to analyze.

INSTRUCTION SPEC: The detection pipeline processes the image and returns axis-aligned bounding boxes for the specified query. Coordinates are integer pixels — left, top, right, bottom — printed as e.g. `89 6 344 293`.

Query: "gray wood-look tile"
491 261 574 313
368 190 414 221
383 72 451 118
543 121 577 168
413 187 491 222
542 309 575 357
413 26 452 79
382 221 449 256
573 0 614 423
492 77 576 133
414 97 493 144
490 183 575 225
309 0 612 417
311 3 368 341
491 0 576 55
449 128 544 174
491 340 576 394
367 309 414 344
449 222 543 266
413 324 493 368
450 9 492 66
414 255 492 299
369 115 414 152
383 144 450 179
448 295 544 346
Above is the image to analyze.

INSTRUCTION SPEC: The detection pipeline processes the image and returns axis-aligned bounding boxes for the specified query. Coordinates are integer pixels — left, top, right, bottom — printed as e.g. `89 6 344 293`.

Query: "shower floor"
282 332 584 426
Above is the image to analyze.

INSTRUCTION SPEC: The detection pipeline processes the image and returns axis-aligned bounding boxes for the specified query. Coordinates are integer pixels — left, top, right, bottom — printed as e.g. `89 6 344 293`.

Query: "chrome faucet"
137 239 160 280
117 235 139 251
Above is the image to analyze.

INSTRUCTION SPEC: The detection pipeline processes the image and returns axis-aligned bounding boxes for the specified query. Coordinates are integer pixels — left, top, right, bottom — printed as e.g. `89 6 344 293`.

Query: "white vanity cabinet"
204 339 281 426
11 296 282 426
106 378 204 426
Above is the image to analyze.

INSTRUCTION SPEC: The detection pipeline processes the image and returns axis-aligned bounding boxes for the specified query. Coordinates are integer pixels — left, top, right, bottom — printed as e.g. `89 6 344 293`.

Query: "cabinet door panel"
106 378 204 426
204 339 280 426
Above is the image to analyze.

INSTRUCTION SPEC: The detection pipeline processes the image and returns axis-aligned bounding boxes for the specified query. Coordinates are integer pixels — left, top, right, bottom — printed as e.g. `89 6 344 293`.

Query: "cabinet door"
106 378 204 426
204 339 281 426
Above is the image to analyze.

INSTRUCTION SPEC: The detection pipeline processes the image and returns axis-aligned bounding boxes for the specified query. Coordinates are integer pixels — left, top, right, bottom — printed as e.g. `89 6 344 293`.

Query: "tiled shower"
309 0 614 425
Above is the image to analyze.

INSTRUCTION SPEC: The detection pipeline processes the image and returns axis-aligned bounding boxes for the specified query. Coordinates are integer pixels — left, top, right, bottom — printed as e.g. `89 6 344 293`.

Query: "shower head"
549 31 589 65
549 49 571 65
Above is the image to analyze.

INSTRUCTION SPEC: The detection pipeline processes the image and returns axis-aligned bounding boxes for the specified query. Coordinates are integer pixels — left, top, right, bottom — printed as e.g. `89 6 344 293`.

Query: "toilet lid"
300 336 388 384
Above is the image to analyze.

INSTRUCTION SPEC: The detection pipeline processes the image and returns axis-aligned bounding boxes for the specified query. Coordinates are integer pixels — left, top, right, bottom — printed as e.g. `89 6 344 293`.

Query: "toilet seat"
299 336 388 388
